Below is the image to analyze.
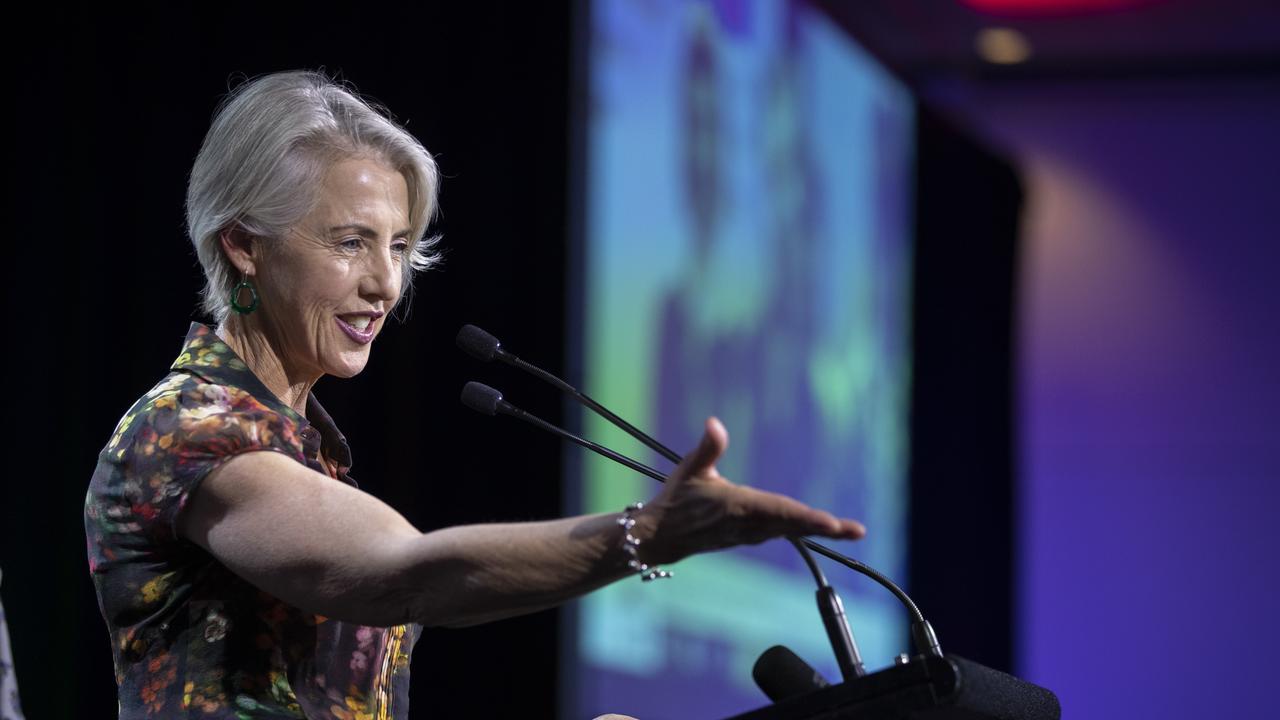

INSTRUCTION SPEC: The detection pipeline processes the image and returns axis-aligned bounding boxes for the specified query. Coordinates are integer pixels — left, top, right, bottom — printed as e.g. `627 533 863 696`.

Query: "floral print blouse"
85 323 419 719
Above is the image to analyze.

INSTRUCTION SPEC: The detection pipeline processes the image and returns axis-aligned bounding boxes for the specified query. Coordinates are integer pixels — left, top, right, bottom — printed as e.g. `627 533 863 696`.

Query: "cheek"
293 266 356 310
261 264 309 303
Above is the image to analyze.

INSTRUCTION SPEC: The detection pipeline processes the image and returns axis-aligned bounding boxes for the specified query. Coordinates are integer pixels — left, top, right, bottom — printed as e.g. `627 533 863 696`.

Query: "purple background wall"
928 78 1280 717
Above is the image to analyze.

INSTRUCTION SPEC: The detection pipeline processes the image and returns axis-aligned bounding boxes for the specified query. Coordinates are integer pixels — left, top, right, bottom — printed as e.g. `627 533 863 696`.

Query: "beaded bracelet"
617 502 673 582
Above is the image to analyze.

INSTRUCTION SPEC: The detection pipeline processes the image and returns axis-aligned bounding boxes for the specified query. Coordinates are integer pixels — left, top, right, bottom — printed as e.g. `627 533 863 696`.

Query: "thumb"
677 416 728 480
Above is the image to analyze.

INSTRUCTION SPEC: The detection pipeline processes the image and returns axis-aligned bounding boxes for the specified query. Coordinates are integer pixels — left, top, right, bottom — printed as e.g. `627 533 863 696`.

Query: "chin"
326 352 372 378
328 367 365 379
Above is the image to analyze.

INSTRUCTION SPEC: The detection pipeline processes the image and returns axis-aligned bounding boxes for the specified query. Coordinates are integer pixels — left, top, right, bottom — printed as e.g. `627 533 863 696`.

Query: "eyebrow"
327 224 413 239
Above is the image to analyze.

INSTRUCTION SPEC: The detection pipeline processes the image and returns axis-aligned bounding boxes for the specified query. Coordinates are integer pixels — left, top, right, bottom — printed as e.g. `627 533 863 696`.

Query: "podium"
722 654 1060 720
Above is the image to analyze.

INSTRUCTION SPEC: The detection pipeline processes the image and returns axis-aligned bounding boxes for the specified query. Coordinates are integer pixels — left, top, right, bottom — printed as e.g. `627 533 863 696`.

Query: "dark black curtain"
5 3 575 717
909 105 1023 673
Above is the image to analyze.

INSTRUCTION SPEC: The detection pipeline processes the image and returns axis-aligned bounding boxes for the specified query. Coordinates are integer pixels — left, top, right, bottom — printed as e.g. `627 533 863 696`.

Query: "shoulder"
88 371 305 543
103 373 301 462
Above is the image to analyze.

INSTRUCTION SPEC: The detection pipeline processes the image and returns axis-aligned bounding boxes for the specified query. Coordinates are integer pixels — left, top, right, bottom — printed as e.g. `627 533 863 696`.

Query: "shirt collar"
170 323 355 474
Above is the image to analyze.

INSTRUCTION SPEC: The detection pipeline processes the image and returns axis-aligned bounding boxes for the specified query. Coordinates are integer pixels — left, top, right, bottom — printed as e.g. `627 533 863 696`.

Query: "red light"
960 0 1162 16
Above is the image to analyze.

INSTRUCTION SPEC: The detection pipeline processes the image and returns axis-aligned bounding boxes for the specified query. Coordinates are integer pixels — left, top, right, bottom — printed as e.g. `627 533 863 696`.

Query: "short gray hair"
186 70 442 321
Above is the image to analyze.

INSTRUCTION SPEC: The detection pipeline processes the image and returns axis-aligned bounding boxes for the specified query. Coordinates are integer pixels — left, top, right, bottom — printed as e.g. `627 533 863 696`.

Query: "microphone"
752 645 830 703
460 379 507 415
456 324 505 363
457 324 941 662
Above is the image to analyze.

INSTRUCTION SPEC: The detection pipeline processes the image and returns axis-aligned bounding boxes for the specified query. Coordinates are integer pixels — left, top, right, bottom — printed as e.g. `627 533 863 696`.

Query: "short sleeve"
99 377 303 546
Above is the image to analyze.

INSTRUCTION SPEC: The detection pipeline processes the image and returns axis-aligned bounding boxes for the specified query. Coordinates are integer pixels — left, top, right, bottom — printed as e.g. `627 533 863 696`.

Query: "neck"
216 315 319 415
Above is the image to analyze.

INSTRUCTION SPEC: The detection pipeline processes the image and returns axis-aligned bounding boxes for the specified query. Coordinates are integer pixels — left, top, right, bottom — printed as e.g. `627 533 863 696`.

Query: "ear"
218 225 257 276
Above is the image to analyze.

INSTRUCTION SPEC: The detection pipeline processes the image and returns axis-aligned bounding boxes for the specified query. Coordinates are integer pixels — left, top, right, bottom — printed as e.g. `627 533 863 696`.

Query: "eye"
392 238 411 255
340 237 363 251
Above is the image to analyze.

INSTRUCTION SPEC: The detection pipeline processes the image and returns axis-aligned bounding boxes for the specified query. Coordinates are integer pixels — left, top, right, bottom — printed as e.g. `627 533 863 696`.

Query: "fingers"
737 487 867 542
675 416 729 481
829 518 868 540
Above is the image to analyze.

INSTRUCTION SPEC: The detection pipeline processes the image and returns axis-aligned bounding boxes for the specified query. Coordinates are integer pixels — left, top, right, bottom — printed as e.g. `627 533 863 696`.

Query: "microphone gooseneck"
457 324 943 664
789 537 865 680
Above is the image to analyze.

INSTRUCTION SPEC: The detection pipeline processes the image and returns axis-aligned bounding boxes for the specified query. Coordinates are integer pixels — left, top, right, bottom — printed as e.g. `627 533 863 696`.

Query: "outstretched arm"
178 417 865 628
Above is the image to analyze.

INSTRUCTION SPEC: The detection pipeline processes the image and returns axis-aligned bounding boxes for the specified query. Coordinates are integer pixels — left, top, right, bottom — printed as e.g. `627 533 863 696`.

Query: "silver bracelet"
617 502 672 582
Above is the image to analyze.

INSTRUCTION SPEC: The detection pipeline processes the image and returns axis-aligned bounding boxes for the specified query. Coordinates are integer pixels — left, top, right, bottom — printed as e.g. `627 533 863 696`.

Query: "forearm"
201 513 633 629
394 513 632 628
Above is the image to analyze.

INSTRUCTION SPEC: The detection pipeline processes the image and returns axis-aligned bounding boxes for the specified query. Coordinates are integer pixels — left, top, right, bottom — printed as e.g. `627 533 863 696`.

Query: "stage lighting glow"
976 27 1033 64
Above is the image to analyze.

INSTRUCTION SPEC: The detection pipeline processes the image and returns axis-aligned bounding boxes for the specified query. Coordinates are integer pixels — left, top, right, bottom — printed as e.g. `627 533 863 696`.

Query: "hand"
633 417 866 566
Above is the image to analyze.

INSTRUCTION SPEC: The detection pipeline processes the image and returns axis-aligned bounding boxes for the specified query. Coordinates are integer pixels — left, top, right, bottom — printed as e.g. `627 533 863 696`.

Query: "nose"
362 242 402 306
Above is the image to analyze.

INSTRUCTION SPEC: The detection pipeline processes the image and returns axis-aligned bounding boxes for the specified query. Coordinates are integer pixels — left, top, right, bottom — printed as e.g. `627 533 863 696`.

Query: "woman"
84 70 865 719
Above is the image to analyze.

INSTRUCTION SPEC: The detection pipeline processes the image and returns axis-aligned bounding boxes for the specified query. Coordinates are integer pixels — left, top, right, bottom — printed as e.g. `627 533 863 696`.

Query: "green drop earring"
230 274 259 315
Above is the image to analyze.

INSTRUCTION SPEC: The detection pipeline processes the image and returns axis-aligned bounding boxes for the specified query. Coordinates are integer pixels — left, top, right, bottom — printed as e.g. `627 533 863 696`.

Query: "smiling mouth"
342 315 373 331
336 315 378 344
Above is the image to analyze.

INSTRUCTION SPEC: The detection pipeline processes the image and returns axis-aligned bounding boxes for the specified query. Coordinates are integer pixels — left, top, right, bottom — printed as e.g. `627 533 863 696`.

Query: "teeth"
347 316 371 331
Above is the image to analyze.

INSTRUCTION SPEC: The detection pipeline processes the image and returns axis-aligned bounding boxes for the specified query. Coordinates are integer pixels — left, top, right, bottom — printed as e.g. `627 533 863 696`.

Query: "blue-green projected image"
571 1 915 717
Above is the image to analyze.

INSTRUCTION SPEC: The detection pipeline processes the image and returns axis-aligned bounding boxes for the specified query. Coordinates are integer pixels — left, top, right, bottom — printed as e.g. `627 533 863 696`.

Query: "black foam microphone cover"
943 655 1062 719
752 645 830 703
460 381 504 416
456 324 502 362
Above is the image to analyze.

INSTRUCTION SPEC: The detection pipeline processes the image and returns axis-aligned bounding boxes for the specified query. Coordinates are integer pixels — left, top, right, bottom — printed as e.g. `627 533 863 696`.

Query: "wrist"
616 502 672 582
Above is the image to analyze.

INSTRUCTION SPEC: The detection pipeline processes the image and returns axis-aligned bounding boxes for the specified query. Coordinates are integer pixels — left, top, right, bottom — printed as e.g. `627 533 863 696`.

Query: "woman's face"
254 157 411 380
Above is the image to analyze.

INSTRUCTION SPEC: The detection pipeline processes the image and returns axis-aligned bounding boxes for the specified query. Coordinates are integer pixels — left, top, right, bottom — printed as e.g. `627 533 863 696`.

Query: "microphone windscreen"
456 324 502 362
753 645 830 703
460 382 504 416
946 655 1062 719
